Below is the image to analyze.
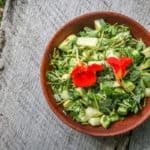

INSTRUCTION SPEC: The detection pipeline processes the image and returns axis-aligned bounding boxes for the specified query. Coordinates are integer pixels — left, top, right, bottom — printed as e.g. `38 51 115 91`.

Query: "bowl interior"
40 12 150 136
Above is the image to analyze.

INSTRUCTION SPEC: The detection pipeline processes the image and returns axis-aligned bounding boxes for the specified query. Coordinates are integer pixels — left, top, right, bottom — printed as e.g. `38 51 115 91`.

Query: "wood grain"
0 0 150 150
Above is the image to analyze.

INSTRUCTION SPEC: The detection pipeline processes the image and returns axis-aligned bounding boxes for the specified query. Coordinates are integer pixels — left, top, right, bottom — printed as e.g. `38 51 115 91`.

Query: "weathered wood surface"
0 0 150 149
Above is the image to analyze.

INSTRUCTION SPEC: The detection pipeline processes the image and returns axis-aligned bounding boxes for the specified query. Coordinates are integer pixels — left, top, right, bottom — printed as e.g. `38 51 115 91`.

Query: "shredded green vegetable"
46 19 150 128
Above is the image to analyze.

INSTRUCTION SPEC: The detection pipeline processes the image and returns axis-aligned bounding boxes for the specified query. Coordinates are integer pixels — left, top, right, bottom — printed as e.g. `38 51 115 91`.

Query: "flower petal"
107 57 120 65
88 64 104 72
71 62 105 87
120 57 133 71
107 57 133 82
70 63 87 78
72 71 96 87
106 57 120 72
115 68 123 80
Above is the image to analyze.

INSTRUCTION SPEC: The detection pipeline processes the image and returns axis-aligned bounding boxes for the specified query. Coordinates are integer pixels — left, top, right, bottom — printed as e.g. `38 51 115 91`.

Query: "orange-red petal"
72 71 96 87
120 57 133 71
70 63 87 78
88 64 104 72
70 62 104 87
106 57 120 73
107 57 133 81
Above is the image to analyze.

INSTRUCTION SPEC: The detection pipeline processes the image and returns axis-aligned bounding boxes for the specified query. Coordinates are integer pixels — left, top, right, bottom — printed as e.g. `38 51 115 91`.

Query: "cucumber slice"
77 37 98 47
88 117 101 126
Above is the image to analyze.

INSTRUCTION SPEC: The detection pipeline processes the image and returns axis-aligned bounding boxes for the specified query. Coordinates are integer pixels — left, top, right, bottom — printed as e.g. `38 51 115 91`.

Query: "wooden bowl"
40 12 150 136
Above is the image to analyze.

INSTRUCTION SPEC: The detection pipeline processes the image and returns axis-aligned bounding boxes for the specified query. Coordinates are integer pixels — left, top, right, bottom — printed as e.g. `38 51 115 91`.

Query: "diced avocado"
78 112 89 122
142 47 150 58
94 19 106 31
114 88 125 93
75 88 85 96
79 115 89 122
122 80 135 92
100 115 111 128
58 34 77 51
60 90 70 100
117 106 128 116
131 50 141 61
77 37 98 47
110 112 120 122
63 100 72 108
113 88 126 96
144 88 150 97
61 74 70 80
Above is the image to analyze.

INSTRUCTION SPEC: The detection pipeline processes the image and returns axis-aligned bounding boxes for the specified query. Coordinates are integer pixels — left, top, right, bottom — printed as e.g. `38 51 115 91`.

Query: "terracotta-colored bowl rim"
40 11 150 136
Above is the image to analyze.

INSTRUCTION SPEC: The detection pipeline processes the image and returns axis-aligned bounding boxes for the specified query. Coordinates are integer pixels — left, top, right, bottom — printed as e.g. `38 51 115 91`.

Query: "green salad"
47 19 150 128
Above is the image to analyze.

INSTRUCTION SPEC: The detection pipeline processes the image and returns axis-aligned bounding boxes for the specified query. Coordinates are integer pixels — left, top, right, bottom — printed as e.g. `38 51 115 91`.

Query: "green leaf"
129 70 141 82
99 98 116 115
79 27 98 37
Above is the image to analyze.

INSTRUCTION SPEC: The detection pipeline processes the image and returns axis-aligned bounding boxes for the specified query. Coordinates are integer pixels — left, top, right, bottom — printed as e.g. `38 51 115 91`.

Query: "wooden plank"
129 119 150 150
0 0 150 150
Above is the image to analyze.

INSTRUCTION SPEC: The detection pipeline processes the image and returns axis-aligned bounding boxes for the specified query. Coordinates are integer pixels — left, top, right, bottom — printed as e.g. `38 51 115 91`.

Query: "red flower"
107 57 133 82
71 62 104 87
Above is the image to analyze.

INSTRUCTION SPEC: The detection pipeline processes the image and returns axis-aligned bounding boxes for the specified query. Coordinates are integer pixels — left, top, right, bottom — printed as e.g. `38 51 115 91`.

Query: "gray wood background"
0 0 150 150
